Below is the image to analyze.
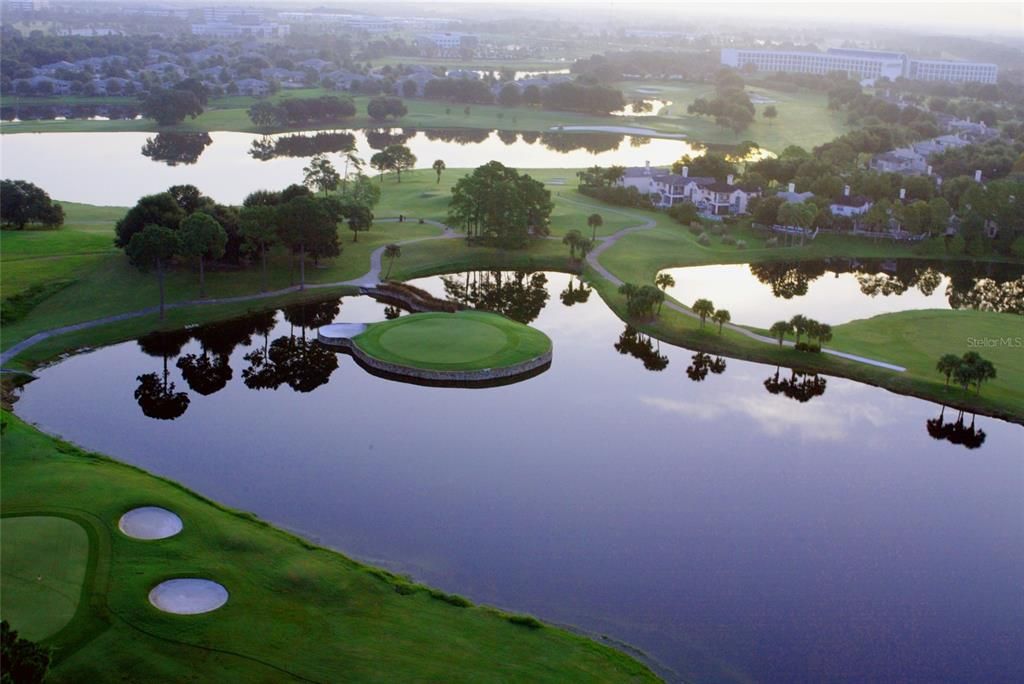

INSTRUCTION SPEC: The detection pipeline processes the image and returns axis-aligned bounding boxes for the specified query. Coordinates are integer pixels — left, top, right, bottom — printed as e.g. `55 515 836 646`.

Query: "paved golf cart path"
1 210 904 372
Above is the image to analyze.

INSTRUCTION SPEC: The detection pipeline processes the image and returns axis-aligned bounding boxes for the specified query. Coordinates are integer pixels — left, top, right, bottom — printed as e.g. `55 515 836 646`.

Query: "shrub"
795 342 821 353
428 589 471 607
765 236 779 248
698 233 711 246
507 614 544 630
710 224 726 236
736 239 747 249
721 234 736 245
578 184 652 209
688 224 703 235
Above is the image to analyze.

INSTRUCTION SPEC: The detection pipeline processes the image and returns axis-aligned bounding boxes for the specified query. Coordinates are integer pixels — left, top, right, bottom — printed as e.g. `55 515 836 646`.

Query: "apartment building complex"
720 47 997 84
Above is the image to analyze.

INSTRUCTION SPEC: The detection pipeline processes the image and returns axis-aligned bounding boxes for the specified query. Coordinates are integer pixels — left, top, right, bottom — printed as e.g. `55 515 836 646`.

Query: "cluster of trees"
936 352 997 395
118 169 381 316
539 82 625 115
366 96 408 121
571 50 720 83
561 229 594 263
671 152 739 181
140 82 205 126
575 165 651 208
0 179 64 230
618 282 666 320
420 76 626 115
423 77 496 105
691 298 732 334
448 161 553 247
247 96 357 130
369 144 417 183
687 69 755 134
929 139 1023 182
2 620 50 684
768 314 833 352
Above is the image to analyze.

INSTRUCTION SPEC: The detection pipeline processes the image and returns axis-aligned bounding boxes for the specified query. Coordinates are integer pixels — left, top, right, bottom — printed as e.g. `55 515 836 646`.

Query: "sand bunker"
149 579 228 614
119 507 183 540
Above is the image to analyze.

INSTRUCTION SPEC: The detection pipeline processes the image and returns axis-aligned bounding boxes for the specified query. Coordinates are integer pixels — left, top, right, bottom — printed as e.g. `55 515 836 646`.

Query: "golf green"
1 515 90 641
353 311 552 371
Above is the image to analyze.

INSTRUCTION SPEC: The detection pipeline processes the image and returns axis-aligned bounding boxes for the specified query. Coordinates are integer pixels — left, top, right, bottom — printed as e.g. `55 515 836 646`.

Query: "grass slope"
1 516 90 641
355 310 551 371
0 412 658 683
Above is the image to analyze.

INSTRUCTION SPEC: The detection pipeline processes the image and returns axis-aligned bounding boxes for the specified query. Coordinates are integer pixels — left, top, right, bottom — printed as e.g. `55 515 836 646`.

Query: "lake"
16 271 1023 683
0 129 704 205
659 259 1024 327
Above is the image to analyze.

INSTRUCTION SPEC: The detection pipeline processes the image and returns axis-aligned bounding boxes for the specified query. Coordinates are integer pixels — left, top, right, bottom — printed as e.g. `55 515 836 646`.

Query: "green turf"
0 413 657 682
831 309 1024 412
354 310 551 371
1 515 90 642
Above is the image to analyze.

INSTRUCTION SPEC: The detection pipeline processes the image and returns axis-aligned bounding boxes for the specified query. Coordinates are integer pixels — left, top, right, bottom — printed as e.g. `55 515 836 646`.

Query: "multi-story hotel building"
720 47 997 84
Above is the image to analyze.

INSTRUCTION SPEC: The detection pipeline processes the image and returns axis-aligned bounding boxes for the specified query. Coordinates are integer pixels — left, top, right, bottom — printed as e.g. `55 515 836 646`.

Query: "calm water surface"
16 272 1023 683
0 130 702 205
660 260 1024 327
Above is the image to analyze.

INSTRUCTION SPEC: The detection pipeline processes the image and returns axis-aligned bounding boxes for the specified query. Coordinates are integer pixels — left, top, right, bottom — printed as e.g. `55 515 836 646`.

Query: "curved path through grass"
565 196 907 372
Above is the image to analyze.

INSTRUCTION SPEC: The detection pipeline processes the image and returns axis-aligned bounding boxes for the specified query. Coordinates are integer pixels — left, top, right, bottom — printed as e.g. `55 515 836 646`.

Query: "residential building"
775 183 814 204
617 163 712 208
870 148 929 175
830 187 872 217
234 78 270 96
720 47 997 84
191 22 289 38
701 175 760 215
416 32 477 54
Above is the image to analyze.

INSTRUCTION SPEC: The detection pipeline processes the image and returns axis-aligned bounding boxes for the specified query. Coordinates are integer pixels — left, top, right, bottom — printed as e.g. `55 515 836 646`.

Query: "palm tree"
692 298 715 329
972 358 996 394
936 354 961 387
713 309 731 334
790 314 809 345
655 272 675 294
587 213 603 240
769 320 792 347
432 159 446 184
563 229 584 261
383 243 401 280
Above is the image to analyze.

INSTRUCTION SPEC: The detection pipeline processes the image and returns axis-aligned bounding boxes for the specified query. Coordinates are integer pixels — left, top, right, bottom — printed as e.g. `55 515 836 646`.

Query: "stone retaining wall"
317 331 552 385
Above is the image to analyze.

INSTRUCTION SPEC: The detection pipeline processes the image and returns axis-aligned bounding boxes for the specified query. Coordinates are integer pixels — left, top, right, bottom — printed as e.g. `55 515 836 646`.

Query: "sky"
314 0 1024 38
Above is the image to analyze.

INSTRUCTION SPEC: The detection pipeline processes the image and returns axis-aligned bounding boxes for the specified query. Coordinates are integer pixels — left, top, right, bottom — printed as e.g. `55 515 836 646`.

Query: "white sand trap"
149 579 228 614
119 507 183 540
549 125 686 138
635 87 662 94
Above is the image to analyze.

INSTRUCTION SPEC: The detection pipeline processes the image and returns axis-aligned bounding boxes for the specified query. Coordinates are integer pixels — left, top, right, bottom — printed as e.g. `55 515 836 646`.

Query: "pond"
0 129 705 205
659 259 1024 327
15 271 1023 683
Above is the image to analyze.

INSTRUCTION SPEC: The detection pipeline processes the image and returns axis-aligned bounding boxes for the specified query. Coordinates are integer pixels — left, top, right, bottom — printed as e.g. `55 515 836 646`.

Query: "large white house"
721 47 997 84
829 186 873 217
616 164 760 215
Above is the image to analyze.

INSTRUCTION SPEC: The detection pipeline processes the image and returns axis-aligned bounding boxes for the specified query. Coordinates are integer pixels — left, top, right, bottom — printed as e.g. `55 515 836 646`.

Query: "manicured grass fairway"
0 516 90 641
355 310 552 370
832 309 1024 411
0 413 657 682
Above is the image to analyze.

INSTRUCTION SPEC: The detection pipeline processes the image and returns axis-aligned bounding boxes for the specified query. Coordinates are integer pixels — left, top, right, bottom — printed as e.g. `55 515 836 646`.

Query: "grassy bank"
0 412 658 683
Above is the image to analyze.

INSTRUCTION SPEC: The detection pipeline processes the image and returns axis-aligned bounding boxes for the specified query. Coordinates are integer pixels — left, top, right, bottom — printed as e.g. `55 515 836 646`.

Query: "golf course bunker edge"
149 578 229 615
118 506 183 540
